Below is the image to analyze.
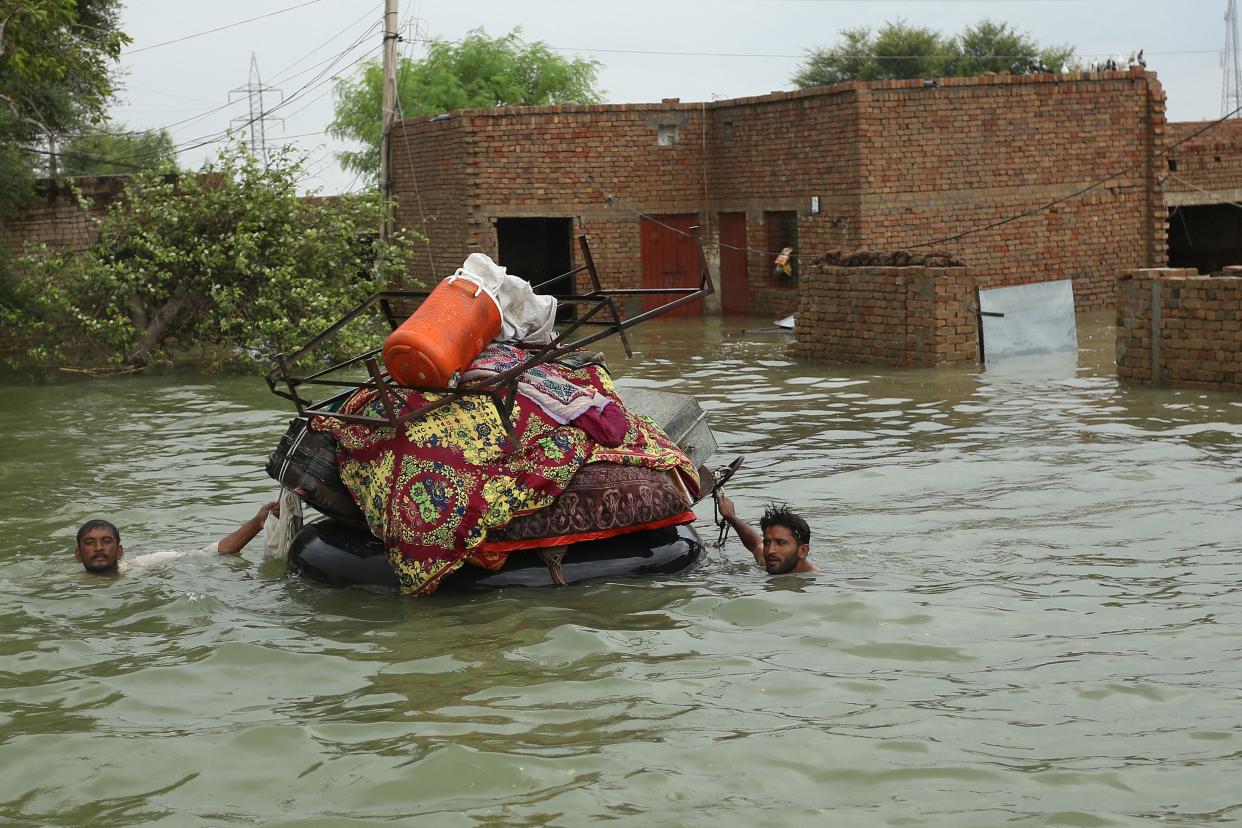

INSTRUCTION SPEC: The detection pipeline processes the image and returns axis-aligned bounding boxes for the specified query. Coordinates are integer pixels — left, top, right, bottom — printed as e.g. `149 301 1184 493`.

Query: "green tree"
0 0 128 215
792 18 1073 88
329 27 603 180
5 144 420 369
952 20 1073 76
793 20 954 86
57 122 177 175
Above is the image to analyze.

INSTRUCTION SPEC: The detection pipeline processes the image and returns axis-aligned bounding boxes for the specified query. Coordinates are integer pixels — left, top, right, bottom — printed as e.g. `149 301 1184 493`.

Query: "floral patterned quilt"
311 354 698 595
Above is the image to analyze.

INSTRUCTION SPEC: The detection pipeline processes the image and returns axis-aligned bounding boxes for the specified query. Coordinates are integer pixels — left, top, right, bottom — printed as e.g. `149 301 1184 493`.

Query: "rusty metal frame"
264 233 713 437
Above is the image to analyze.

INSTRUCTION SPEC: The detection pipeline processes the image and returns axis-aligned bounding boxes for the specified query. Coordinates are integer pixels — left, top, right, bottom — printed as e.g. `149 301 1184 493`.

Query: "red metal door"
640 214 702 317
718 212 749 315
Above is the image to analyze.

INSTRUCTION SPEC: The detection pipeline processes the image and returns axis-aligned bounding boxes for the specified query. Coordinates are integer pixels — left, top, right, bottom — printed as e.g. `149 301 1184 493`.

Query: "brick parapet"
0 175 126 257
1116 268 1242 389
789 264 978 367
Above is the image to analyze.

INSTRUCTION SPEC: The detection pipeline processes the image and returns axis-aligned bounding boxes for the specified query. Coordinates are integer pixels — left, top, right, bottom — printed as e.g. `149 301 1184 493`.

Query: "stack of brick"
789 264 979 367
1116 268 1242 389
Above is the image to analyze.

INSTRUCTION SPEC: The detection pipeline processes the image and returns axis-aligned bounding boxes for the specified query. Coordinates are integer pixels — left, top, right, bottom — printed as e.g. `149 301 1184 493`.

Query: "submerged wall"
789 264 979 367
1116 268 1242 389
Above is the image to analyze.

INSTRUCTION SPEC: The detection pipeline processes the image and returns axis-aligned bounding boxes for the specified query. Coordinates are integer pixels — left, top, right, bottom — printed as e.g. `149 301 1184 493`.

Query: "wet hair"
76 519 120 546
760 503 810 546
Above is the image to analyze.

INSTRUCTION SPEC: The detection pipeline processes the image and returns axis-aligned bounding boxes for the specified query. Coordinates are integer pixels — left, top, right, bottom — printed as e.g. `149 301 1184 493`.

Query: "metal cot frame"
265 234 713 446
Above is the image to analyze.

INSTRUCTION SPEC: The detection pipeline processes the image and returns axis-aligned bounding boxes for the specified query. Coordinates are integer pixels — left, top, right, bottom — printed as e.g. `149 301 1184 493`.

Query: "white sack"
456 252 558 345
263 489 304 562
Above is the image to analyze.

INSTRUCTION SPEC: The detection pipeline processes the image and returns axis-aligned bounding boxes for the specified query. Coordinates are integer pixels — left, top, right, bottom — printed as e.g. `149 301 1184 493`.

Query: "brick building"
1164 119 1242 274
390 68 1169 318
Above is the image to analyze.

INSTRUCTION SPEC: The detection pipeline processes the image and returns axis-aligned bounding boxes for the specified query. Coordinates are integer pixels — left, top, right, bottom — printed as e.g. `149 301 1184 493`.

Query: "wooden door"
639 214 702 316
718 212 749 315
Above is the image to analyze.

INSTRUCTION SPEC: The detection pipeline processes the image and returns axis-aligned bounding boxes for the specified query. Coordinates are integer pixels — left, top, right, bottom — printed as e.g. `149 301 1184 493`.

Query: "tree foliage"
792 18 1074 88
57 122 177 175
329 27 603 180
0 0 129 215
4 145 421 369
954 20 1075 77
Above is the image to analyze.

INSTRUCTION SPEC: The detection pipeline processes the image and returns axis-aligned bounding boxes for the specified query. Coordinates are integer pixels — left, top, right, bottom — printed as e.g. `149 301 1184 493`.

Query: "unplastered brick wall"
708 88 863 316
789 264 978 367
390 70 1168 317
854 70 1167 312
1 176 125 257
390 116 473 286
1165 119 1242 199
1116 268 1242 389
395 102 711 294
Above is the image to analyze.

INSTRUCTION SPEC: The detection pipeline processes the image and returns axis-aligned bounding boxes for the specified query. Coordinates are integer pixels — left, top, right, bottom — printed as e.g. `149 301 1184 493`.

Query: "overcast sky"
110 0 1233 194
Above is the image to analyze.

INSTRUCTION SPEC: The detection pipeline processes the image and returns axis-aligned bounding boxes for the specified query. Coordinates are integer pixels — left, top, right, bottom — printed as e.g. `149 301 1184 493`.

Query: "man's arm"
716 494 763 565
216 501 279 555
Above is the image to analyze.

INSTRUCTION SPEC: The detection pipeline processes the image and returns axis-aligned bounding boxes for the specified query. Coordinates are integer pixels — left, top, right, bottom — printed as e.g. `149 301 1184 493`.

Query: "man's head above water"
758 503 813 574
715 494 818 575
75 519 124 573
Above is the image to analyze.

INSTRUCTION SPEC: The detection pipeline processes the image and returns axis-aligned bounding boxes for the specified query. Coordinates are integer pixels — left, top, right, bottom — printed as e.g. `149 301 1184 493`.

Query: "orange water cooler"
382 275 503 387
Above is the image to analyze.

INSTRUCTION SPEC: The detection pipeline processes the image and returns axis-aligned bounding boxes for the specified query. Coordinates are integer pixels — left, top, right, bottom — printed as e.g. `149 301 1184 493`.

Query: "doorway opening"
496 218 576 319
1168 205 1242 273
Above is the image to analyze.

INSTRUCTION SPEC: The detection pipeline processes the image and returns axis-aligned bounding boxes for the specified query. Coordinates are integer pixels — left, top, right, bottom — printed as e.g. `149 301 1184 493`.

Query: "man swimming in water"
716 494 817 575
75 501 279 574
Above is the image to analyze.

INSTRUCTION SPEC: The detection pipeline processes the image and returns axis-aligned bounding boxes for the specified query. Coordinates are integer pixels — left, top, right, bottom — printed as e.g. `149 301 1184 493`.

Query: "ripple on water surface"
1 315 1240 825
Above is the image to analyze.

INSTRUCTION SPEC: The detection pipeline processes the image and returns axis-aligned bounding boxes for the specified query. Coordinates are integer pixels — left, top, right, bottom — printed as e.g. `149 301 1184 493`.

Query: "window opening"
765 211 798 286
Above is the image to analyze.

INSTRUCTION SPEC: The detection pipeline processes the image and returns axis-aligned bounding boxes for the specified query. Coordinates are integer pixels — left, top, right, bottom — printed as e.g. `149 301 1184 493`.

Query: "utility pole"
1225 0 1242 117
379 0 399 247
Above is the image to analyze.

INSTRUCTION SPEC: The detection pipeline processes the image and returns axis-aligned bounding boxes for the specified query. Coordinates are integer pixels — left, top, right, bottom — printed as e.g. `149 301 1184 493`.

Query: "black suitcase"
266 418 367 527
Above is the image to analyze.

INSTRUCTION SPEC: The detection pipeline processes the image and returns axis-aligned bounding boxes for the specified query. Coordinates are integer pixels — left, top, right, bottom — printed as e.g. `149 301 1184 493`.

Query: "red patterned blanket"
312 353 698 595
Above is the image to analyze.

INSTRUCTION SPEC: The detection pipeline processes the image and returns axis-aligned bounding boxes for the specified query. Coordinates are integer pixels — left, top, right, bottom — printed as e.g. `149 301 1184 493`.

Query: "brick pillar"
1117 268 1242 389
1143 73 1169 268
789 264 978 367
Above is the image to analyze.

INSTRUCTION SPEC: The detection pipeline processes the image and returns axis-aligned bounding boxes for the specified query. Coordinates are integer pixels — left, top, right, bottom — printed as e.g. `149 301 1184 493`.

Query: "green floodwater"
1 313 1240 826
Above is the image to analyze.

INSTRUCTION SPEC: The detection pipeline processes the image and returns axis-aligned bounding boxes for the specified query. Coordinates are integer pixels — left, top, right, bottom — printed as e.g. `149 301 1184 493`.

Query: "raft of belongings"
309 343 699 595
265 242 715 596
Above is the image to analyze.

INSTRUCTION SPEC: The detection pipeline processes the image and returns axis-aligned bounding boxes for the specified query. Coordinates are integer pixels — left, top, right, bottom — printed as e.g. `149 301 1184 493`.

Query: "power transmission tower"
1225 0 1242 117
230 53 285 165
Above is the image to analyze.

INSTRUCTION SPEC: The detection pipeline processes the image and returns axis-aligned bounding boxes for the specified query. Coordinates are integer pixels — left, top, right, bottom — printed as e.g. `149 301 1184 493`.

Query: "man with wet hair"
716 495 817 575
75 501 278 574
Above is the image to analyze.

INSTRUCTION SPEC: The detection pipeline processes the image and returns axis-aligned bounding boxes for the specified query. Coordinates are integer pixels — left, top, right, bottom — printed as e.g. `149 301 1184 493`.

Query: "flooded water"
2 312 1240 826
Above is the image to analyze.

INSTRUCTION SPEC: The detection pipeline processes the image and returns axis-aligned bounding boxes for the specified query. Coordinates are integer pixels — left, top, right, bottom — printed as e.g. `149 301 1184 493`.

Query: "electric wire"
75 13 381 141
169 40 381 158
36 9 382 190
59 32 381 170
266 3 384 85
125 0 328 55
